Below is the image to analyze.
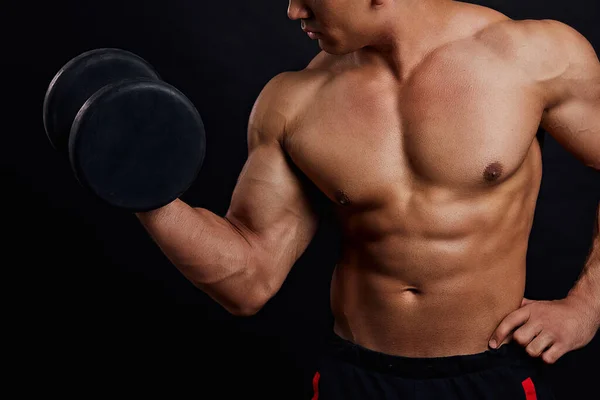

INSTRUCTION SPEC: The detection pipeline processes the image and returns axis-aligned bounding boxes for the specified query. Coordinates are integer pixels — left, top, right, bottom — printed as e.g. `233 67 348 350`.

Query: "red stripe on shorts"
311 371 321 400
522 377 538 400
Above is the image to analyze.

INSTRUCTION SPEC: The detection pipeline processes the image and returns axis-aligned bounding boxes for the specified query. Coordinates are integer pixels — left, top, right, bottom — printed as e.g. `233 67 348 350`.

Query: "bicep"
225 140 320 277
541 91 600 169
538 20 600 169
223 71 321 293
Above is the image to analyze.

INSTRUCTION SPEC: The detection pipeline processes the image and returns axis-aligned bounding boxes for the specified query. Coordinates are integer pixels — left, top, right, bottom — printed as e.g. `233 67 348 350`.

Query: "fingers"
490 307 531 349
541 343 567 365
525 331 555 357
513 322 543 347
525 330 565 364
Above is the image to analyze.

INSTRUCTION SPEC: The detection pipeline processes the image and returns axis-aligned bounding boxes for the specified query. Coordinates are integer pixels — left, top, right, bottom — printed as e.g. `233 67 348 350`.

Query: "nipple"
483 162 504 182
335 190 352 206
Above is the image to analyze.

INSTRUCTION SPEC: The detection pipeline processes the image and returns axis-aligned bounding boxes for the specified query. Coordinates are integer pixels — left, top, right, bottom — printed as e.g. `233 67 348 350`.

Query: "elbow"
225 251 282 317
587 149 600 170
226 303 264 317
225 288 272 317
191 247 282 317
192 280 271 317
228 272 282 317
220 268 278 317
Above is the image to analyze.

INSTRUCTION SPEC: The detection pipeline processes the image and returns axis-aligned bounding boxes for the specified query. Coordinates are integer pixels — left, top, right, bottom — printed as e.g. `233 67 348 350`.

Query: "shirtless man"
136 0 600 398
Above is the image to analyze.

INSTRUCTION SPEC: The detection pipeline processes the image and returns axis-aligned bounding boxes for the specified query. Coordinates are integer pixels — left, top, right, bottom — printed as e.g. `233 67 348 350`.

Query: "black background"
3 0 599 398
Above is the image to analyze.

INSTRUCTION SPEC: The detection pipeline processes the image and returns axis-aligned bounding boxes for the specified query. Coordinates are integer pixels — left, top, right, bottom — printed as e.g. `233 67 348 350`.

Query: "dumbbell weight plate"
69 78 206 212
43 48 161 153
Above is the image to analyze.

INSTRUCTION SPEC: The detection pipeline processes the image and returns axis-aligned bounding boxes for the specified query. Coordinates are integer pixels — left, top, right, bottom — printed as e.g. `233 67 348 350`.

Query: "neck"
355 0 458 80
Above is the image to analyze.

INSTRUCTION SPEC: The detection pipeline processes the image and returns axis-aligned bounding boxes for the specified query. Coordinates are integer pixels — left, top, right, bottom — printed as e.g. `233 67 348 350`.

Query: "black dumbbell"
43 48 206 212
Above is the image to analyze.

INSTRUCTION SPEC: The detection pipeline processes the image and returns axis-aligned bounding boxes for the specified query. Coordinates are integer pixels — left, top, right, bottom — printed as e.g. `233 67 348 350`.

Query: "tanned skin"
137 0 600 360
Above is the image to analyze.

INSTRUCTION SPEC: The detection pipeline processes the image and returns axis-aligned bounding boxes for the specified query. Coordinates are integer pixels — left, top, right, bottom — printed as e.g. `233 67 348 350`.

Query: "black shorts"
308 333 555 400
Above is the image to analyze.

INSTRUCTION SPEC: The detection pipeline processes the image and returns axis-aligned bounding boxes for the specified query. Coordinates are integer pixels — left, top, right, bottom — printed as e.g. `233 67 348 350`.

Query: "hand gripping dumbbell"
43 48 206 212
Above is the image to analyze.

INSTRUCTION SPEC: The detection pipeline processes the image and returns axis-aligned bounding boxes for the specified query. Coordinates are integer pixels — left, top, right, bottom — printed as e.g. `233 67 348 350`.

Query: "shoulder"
253 50 348 111
248 53 335 146
475 19 598 82
476 18 594 58
476 19 599 106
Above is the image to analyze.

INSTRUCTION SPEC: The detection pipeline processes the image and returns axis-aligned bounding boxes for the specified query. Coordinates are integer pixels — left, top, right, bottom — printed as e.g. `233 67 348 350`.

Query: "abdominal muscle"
331 241 526 358
330 172 539 358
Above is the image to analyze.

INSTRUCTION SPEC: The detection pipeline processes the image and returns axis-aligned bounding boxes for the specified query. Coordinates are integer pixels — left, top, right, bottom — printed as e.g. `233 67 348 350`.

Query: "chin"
319 39 355 56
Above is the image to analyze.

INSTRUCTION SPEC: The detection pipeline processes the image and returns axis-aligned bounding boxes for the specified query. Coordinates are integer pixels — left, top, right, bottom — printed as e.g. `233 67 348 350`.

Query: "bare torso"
279 5 546 357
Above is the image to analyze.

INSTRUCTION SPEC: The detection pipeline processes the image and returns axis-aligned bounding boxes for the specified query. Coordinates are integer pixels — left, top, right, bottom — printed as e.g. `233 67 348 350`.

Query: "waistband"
324 333 542 379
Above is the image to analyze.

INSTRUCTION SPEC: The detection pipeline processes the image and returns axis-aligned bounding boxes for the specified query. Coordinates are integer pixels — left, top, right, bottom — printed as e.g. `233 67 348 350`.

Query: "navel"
335 190 352 206
483 162 504 182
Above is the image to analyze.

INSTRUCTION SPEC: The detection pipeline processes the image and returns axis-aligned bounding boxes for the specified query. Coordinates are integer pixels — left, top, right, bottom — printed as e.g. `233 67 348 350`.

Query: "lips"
302 25 321 39
301 21 319 34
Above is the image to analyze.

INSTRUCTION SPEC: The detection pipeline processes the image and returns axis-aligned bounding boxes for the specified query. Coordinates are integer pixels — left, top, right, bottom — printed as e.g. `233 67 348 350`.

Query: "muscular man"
137 0 600 398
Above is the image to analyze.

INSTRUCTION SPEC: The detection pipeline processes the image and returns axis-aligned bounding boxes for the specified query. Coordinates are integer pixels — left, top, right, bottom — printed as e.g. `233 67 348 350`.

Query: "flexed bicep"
224 73 321 297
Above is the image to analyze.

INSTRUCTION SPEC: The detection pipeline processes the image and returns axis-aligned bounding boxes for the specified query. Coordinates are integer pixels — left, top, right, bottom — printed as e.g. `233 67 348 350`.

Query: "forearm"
136 199 264 315
567 201 600 327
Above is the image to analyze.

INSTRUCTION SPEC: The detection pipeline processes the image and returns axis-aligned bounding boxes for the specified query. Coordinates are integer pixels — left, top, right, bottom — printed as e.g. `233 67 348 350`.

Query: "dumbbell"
43 48 206 212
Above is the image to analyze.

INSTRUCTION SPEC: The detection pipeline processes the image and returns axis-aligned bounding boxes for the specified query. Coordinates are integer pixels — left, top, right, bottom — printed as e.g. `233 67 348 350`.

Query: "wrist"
566 290 600 329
